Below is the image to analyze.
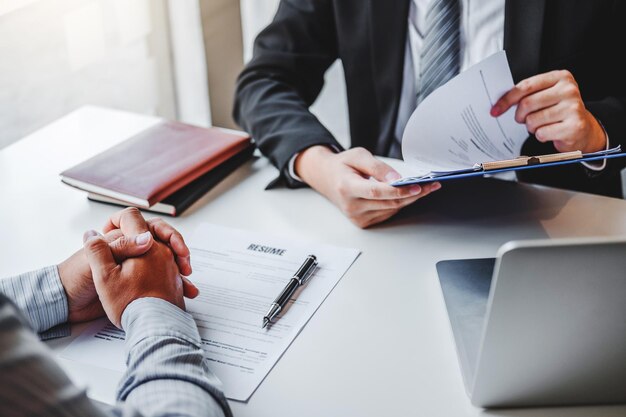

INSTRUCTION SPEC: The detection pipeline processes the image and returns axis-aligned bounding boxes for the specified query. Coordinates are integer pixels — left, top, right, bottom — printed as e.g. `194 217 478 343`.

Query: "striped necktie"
417 0 461 104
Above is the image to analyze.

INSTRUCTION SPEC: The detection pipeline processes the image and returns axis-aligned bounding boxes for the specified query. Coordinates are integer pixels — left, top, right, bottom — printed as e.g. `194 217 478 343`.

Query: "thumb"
181 276 200 299
109 231 153 262
347 149 402 183
83 230 118 282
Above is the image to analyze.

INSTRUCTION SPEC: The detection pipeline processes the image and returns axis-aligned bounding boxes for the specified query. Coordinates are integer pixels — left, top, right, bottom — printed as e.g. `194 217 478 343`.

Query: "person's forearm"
0 266 69 337
0 295 111 417
118 298 231 417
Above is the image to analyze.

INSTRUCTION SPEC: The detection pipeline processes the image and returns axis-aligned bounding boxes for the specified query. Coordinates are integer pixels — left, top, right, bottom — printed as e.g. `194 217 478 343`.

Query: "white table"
2 106 626 417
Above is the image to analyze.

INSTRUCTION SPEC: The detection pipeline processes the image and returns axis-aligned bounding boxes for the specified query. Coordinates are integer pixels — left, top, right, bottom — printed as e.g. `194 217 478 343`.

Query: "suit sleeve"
582 0 626 179
233 0 345 187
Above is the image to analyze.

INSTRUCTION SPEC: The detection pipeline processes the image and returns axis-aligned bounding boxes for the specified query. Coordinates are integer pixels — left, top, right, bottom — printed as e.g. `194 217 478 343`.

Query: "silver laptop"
437 237 626 408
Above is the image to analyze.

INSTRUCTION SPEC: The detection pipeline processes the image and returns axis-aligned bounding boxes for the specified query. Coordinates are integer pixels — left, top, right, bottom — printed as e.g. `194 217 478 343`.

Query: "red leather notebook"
61 121 252 207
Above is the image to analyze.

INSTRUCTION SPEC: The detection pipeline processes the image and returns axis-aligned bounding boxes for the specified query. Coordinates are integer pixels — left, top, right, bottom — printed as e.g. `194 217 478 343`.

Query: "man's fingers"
344 147 402 183
147 218 190 257
83 230 102 242
103 207 149 236
406 181 440 199
147 218 192 276
514 86 562 124
358 181 441 211
358 183 441 227
343 182 441 228
492 71 564 116
83 232 119 281
103 229 124 243
360 194 423 211
103 210 191 275
109 232 154 262
356 183 441 211
182 276 199 299
535 122 567 143
524 102 568 134
348 173 424 201
354 180 421 200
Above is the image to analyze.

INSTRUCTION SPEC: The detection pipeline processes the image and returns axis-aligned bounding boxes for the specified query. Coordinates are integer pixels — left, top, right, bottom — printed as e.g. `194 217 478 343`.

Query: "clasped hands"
58 207 197 328
296 70 607 229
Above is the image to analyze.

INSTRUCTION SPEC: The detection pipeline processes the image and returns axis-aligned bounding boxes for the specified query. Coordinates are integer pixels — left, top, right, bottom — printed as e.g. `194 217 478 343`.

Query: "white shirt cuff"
287 153 305 183
581 123 610 172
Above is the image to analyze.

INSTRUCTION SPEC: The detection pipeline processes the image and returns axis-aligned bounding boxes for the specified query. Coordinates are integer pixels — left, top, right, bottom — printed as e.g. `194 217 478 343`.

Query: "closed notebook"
61 121 252 207
87 145 255 216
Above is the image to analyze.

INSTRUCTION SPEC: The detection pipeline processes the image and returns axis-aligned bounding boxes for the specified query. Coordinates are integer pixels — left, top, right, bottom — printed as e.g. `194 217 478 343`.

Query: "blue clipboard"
392 147 626 187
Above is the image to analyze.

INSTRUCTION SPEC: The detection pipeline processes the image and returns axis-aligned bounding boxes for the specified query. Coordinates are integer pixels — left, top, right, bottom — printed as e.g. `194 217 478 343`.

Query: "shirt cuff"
121 298 201 352
287 153 305 183
581 123 610 171
0 266 69 335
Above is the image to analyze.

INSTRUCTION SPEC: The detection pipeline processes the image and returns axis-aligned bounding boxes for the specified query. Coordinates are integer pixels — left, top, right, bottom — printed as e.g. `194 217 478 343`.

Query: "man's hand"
104 209 198 298
58 230 155 323
83 235 185 328
491 70 607 154
295 146 441 228
57 208 198 323
103 208 193 276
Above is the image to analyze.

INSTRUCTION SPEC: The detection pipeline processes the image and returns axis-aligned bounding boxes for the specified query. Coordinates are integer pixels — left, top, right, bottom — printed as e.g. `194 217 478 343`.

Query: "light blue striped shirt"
0 266 231 417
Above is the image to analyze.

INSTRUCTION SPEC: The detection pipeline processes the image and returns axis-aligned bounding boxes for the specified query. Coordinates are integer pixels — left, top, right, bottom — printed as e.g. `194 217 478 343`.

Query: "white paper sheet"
401 51 529 176
61 223 360 401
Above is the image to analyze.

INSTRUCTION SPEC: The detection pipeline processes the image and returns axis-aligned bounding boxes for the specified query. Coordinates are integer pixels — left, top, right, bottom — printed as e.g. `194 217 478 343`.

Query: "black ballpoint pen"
262 255 318 329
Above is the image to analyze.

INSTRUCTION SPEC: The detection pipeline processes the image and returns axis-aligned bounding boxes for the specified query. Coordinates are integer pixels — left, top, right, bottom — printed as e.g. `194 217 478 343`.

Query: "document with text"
398 51 529 180
61 223 360 401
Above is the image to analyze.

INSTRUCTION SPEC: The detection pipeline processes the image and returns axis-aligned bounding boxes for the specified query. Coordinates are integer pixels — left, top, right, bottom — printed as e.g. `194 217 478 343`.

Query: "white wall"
0 0 175 148
167 0 211 127
239 0 350 148
0 0 351 149
199 0 244 129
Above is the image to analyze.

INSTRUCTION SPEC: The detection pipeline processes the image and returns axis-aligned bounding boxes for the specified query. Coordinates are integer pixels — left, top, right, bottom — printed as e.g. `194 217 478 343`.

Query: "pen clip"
299 261 318 285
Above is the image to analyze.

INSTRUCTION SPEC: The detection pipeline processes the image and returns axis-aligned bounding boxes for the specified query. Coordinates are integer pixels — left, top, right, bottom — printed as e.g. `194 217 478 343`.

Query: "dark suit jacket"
234 0 626 196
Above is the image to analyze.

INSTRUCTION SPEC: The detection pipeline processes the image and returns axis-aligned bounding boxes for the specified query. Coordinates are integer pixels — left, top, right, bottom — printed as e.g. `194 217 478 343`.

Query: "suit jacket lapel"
368 0 410 155
504 0 546 82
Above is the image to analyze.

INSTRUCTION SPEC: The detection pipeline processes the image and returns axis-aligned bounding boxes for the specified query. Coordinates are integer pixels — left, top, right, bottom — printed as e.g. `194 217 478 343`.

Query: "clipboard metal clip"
480 150 583 171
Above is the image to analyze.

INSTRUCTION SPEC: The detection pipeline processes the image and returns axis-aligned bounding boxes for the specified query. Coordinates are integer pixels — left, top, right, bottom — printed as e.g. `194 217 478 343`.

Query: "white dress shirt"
391 0 505 156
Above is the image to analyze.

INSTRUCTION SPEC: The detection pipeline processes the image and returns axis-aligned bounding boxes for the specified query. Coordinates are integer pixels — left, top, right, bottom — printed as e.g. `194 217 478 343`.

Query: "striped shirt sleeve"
119 297 231 417
0 266 69 338
0 292 231 417
0 294 112 417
